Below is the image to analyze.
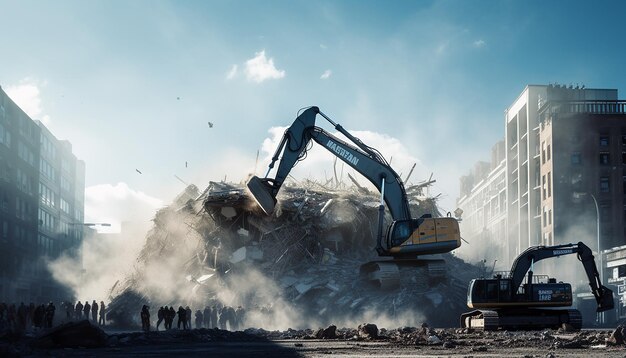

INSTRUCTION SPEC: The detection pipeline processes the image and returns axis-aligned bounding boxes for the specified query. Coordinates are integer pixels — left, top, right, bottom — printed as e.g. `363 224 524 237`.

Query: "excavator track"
566 309 583 329
359 258 446 290
460 308 583 331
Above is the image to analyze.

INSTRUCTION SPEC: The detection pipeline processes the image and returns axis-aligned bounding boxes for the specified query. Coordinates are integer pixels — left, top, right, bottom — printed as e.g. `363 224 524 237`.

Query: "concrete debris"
315 325 337 339
607 324 626 345
106 178 485 328
357 323 378 339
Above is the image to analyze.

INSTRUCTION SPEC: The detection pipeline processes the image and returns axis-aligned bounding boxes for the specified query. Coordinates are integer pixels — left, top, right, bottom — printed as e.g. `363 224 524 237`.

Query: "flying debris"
136 169 143 174
177 97 181 100
208 122 213 128
185 161 188 168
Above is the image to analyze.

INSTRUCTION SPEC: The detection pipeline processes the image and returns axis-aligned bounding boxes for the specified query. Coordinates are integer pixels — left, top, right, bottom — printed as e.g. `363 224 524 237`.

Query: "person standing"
177 306 186 329
156 307 164 331
65 302 73 321
185 306 192 330
194 310 203 330
83 301 91 321
45 302 55 328
75 301 83 320
210 305 218 329
235 306 246 330
98 301 106 326
91 300 98 322
203 306 211 329
140 305 150 332
168 306 175 329
218 306 227 330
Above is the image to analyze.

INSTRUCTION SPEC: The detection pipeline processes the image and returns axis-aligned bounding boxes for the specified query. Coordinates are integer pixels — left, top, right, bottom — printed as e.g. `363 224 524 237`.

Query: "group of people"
0 299 108 333
0 302 56 332
65 300 106 325
143 304 246 332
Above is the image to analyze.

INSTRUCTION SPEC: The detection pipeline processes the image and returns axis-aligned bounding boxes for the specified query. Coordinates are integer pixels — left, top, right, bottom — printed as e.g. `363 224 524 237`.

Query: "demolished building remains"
106 177 485 329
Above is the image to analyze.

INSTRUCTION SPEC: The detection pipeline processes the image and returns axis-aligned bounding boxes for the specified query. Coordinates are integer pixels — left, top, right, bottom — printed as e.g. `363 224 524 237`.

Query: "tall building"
0 85 85 303
456 141 506 266
457 84 626 270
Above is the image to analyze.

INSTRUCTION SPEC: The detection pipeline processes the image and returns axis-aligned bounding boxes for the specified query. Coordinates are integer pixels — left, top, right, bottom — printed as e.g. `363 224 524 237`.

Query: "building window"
39 183 56 208
0 123 11 148
548 209 552 225
541 142 546 164
40 158 56 183
60 198 71 215
600 152 610 165
600 135 609 147
60 176 71 192
547 172 552 197
542 175 547 199
571 152 582 165
17 141 35 167
600 176 610 193
547 144 551 161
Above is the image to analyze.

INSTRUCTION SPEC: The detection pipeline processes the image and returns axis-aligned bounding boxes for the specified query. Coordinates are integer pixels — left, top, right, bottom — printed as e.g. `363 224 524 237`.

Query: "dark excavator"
460 241 614 330
246 106 461 287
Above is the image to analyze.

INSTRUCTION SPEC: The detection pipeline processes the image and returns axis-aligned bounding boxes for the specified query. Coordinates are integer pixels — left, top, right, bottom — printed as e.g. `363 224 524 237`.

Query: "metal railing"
540 100 626 115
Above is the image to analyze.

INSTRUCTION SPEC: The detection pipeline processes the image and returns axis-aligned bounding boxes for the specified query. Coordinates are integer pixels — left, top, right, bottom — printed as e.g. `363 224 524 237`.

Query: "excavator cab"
386 215 461 257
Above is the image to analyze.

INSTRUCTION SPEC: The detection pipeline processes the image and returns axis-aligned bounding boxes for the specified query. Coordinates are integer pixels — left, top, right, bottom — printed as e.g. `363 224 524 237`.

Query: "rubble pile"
107 178 484 329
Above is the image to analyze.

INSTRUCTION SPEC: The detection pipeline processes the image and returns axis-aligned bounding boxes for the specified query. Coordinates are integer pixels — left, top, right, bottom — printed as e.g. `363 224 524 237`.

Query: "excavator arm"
248 106 411 220
509 241 614 312
248 106 460 260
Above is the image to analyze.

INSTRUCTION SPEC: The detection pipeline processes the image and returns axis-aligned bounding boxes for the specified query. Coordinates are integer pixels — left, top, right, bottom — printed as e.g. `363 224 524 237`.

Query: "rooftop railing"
539 100 626 115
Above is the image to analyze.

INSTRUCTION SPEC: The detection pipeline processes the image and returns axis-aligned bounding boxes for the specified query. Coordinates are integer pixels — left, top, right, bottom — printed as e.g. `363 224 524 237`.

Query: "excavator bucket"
246 176 277 215
597 285 615 312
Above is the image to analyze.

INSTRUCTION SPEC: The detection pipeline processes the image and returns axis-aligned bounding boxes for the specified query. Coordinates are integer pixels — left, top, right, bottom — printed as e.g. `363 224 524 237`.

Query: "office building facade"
0 85 85 303
458 84 626 270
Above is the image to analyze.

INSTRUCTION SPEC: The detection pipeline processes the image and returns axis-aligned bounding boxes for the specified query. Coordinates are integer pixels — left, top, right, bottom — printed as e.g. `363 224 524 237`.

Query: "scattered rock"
315 325 337 339
557 323 575 333
607 325 626 346
357 323 378 339
427 335 441 344
442 340 456 348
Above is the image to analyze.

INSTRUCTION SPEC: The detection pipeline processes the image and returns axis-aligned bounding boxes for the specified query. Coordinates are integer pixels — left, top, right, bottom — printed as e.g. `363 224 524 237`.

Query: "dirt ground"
3 323 626 357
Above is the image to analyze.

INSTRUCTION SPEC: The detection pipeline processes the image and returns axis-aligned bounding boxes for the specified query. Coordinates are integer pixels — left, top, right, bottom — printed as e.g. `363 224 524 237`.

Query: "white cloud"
245 50 286 83
5 78 51 125
473 39 486 48
320 69 332 80
226 64 238 80
84 182 163 232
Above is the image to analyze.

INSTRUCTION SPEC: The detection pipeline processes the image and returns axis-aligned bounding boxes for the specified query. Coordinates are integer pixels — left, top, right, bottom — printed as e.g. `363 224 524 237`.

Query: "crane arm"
509 241 613 312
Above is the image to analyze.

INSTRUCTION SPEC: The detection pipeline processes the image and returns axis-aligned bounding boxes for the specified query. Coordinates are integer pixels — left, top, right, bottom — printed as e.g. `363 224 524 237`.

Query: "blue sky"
1 0 626 223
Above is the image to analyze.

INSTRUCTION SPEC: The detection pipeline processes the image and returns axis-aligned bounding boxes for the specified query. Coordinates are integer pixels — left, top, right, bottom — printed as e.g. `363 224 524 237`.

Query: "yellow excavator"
246 106 461 287
461 242 614 330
